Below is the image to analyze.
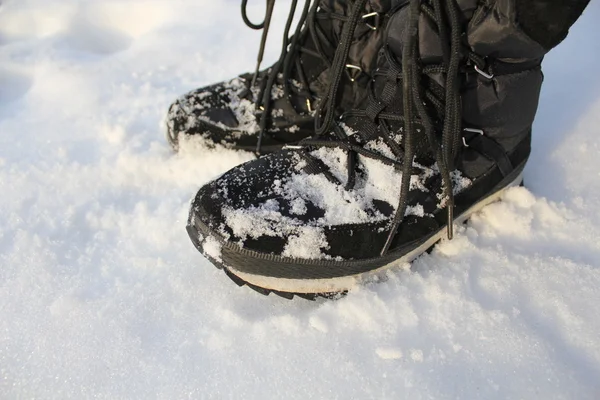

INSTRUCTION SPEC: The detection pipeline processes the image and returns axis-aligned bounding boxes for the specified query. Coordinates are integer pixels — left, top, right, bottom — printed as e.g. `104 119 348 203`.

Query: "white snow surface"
1 0 600 398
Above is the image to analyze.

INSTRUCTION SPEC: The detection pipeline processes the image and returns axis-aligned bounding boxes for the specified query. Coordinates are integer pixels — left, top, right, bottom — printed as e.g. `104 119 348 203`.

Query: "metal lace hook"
345 64 363 82
361 12 381 30
462 127 484 147
474 65 494 80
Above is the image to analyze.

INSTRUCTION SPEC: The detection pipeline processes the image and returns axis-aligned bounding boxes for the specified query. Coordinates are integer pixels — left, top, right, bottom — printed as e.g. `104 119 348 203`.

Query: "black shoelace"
241 0 364 155
305 0 489 255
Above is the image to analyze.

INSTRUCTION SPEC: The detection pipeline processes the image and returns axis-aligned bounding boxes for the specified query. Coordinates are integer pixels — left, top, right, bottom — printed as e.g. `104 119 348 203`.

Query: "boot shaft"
380 0 590 146
376 0 553 152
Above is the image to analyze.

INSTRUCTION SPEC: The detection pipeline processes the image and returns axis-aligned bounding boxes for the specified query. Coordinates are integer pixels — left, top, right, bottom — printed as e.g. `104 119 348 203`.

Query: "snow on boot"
185 0 588 298
165 0 393 154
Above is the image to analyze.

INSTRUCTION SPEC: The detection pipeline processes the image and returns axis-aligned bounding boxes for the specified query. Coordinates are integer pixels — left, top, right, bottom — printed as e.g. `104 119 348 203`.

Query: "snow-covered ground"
1 0 599 398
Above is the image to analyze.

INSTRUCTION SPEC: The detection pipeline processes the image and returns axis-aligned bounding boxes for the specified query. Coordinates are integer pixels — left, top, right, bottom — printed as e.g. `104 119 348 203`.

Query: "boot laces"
304 0 489 255
241 0 372 155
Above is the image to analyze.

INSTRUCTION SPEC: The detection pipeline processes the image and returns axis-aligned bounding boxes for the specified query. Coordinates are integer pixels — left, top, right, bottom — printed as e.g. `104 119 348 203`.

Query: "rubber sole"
222 268 346 301
186 228 346 301
187 170 524 299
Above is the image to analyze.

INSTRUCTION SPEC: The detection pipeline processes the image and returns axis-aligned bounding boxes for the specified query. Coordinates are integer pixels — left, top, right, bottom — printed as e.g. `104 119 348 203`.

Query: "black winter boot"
186 0 588 298
166 0 394 154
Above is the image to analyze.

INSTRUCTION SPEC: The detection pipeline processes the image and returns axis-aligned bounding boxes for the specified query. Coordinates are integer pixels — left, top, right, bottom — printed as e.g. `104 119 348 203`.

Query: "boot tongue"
386 0 482 66
385 4 448 67
385 5 410 65
342 4 433 159
367 6 411 115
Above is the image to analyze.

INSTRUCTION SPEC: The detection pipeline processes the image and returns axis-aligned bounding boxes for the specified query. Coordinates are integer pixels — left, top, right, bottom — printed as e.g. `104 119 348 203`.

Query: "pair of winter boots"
166 0 589 299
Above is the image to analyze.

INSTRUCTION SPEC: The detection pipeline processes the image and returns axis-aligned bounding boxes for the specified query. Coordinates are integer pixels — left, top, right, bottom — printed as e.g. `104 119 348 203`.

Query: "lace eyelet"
462 127 485 147
361 12 381 30
345 64 363 82
305 99 313 113
474 65 494 80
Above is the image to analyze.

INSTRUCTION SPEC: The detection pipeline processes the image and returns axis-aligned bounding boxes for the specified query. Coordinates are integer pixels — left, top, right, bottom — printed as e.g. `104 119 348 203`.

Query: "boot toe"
165 77 258 150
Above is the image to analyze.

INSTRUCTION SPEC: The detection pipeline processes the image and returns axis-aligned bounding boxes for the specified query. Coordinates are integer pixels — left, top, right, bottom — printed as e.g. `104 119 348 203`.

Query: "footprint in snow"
0 4 71 44
62 1 175 55
65 21 133 55
63 16 132 55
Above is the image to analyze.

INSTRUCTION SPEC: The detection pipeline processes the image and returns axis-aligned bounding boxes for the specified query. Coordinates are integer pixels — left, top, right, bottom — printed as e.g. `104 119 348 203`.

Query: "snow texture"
213 144 451 261
202 236 223 263
1 0 600 399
